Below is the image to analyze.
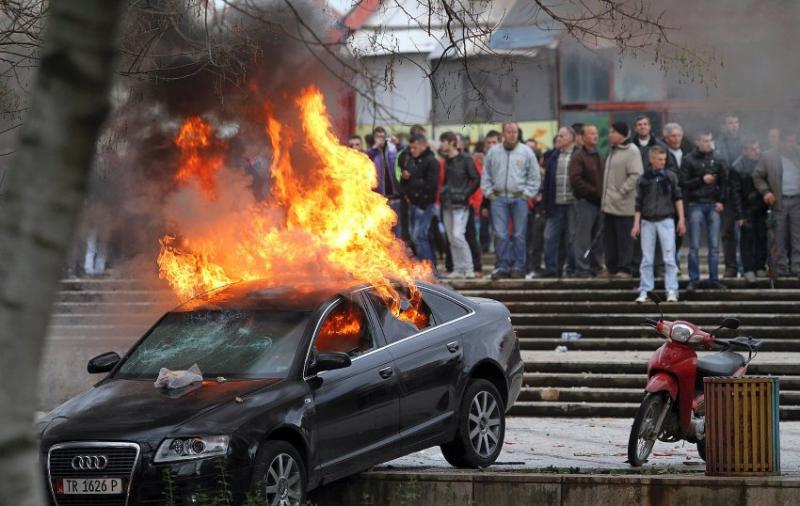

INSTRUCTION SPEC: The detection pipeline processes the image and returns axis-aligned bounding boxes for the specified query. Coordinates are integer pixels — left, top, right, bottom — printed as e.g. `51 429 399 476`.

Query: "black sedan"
38 279 523 505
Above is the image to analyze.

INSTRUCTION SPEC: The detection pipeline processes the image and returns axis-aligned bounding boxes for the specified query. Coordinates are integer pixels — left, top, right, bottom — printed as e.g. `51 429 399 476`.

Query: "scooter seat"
697 351 746 377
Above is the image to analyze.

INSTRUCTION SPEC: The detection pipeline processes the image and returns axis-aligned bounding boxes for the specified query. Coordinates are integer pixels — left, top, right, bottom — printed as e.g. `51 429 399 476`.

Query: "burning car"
38 279 523 505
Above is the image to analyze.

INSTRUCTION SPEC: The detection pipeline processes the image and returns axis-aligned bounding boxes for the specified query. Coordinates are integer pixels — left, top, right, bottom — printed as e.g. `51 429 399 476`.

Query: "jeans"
688 202 722 283
491 196 529 272
465 206 482 272
603 213 635 274
409 204 435 263
722 206 741 273
573 199 604 276
443 206 473 273
527 207 546 272
544 204 575 275
775 196 800 275
639 218 679 293
741 208 768 273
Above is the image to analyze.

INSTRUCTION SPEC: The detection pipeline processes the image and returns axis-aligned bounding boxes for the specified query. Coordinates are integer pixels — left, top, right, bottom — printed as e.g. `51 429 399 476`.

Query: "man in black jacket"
679 130 729 291
400 133 440 265
440 131 481 278
732 138 767 283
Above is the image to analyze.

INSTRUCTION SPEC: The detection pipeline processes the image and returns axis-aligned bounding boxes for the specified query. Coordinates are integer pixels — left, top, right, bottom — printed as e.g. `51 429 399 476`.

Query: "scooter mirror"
720 317 740 330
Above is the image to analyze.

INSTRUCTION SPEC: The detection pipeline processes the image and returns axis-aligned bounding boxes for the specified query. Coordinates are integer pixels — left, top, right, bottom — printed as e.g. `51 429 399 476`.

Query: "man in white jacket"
481 122 541 279
601 122 644 278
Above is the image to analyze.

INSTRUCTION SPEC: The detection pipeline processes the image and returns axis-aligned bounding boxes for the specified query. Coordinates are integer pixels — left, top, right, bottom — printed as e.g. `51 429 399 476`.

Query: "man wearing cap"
601 122 644 277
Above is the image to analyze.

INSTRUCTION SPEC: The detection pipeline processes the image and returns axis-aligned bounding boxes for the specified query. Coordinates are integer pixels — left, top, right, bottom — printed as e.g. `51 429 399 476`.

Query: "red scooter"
627 292 762 466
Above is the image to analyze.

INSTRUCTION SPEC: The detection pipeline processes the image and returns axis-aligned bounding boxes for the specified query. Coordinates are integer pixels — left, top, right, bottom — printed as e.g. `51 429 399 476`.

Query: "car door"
364 287 470 445
307 295 400 478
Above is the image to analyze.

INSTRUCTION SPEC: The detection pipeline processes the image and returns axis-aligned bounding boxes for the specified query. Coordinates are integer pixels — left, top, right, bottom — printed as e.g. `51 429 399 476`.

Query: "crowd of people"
351 112 800 302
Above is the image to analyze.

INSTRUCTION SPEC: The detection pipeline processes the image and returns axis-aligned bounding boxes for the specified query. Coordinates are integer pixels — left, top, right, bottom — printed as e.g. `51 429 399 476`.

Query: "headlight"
154 436 230 463
670 323 693 343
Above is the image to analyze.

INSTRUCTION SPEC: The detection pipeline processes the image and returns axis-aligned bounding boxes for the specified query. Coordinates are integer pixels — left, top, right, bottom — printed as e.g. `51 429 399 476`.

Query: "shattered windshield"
115 310 310 379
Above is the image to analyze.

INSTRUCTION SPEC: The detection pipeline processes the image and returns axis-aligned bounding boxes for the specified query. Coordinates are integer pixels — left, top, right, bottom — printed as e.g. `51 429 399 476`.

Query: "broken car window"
115 310 310 379
315 299 375 358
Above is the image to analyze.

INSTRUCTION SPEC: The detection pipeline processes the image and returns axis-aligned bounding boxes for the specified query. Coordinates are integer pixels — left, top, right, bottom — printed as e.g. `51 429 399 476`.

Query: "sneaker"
442 271 463 279
744 271 757 283
756 269 768 277
616 271 633 279
686 282 698 292
510 269 526 279
490 269 510 280
724 268 738 278
666 291 679 302
463 271 476 279
635 292 648 303
526 270 557 279
596 270 613 279
707 281 728 290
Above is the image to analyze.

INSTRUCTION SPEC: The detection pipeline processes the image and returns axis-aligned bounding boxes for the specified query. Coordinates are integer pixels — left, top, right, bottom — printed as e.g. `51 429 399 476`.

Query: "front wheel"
441 379 506 468
628 392 669 467
250 440 307 506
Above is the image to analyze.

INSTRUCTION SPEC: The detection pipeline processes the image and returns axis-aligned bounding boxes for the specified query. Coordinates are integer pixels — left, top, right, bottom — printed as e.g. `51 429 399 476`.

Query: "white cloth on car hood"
154 364 203 389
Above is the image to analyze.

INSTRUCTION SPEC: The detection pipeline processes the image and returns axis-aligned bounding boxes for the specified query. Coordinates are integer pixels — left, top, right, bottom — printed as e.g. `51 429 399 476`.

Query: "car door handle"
446 341 460 353
378 367 394 379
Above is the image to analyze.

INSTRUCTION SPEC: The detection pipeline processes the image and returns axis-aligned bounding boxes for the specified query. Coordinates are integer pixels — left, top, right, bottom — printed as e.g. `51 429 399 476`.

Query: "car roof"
173 279 466 313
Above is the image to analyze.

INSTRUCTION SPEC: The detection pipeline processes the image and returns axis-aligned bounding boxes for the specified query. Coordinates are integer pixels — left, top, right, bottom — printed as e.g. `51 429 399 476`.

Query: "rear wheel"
250 440 306 506
628 392 669 467
441 379 505 468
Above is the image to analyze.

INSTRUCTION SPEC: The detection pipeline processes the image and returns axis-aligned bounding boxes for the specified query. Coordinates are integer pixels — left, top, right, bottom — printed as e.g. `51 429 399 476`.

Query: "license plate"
57 477 124 495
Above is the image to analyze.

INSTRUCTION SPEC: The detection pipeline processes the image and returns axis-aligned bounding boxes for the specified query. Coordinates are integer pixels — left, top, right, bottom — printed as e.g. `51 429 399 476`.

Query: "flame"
316 302 364 354
174 116 224 197
158 85 432 321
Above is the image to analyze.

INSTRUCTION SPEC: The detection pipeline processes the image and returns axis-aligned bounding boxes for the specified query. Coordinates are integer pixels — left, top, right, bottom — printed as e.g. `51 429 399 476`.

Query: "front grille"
48 442 140 506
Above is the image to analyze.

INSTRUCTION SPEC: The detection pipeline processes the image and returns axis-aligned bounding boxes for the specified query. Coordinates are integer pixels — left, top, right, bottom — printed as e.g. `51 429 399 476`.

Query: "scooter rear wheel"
628 392 668 466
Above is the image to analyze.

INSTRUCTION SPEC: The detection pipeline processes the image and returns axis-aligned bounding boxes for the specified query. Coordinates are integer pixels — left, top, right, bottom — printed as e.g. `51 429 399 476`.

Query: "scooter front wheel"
628 392 669 466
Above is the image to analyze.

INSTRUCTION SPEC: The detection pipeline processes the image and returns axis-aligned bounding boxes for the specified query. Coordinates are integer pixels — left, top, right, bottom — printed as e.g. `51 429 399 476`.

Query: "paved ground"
380 417 800 475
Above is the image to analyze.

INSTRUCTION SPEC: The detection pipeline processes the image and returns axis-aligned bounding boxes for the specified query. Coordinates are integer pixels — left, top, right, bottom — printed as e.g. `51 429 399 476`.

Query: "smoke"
73 0 351 284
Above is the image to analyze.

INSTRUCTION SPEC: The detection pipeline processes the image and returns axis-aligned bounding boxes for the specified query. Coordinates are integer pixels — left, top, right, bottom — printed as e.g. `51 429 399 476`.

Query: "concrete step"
523 372 800 390
461 289 800 302
515 325 800 339
519 337 800 352
452 277 800 290
56 290 175 303
518 386 800 404
511 313 800 326
509 402 800 420
523 360 800 376
503 300 800 313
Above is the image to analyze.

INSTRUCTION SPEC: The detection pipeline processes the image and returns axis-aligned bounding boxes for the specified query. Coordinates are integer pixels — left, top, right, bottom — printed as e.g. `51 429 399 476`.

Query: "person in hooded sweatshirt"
399 133 440 266
601 122 644 278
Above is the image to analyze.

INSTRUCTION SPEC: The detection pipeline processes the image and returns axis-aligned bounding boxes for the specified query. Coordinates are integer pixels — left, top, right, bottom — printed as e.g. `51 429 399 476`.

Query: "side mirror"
720 318 740 330
87 352 121 374
309 352 351 375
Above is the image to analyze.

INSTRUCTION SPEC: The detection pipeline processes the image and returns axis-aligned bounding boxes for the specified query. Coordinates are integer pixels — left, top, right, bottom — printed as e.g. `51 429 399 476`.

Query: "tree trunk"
0 1 125 504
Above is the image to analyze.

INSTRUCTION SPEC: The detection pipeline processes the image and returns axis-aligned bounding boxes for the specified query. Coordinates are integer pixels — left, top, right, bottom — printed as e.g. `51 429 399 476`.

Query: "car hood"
40 377 280 445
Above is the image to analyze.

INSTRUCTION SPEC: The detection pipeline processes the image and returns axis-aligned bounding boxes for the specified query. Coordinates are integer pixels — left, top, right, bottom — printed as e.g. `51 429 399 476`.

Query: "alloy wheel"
264 453 302 506
468 390 502 458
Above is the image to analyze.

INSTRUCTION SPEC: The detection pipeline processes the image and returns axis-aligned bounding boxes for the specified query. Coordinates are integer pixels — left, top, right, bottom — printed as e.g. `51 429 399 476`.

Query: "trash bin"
704 376 780 476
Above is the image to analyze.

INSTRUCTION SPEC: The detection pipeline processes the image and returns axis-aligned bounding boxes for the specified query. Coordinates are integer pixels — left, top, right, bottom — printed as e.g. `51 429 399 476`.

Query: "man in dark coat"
399 133 439 265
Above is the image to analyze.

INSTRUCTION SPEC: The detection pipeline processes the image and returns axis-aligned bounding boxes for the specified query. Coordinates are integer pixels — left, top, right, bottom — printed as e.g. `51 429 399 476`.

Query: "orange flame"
316 303 364 354
158 86 432 318
174 116 224 197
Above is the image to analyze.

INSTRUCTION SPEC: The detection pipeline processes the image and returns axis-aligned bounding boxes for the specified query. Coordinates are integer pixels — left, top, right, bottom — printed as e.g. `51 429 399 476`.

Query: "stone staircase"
449 268 800 421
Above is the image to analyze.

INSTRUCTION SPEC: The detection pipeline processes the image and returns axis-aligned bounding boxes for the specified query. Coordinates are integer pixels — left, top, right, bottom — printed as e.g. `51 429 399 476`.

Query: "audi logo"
71 455 109 471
